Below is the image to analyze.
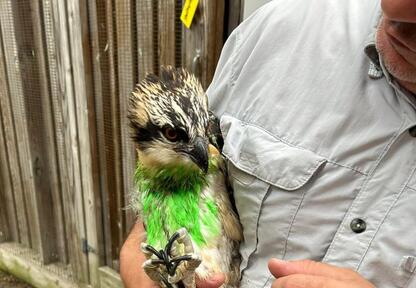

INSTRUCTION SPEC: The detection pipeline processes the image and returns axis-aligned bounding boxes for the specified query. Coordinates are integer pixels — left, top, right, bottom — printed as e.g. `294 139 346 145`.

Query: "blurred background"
0 0 269 287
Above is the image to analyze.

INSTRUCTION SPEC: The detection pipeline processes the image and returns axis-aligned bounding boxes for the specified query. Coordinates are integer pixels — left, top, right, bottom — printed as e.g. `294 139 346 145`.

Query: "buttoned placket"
323 121 416 269
323 56 416 269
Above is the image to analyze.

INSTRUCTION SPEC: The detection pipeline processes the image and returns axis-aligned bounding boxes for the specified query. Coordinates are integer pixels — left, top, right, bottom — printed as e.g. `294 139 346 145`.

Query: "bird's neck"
134 162 220 248
135 162 207 192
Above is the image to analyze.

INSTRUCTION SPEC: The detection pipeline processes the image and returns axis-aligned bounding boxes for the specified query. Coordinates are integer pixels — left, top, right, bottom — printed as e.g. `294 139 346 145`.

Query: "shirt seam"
223 113 368 176
405 186 416 193
322 118 406 264
230 28 241 88
281 183 309 260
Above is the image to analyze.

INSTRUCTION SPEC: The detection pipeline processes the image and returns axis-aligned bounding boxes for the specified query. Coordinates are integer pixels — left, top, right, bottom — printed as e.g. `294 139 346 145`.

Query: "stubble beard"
376 18 416 86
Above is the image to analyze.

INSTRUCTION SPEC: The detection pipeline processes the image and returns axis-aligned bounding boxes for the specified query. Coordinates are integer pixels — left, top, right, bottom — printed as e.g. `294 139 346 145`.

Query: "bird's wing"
207 111 224 152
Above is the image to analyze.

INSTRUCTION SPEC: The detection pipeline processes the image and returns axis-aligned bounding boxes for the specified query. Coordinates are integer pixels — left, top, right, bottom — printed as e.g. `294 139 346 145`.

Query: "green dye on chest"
135 162 220 248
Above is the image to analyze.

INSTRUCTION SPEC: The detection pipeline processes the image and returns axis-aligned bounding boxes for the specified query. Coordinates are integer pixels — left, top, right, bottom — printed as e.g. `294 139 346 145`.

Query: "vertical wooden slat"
0 184 10 243
0 112 11 243
14 0 59 263
29 0 66 264
66 0 103 285
106 0 126 269
115 0 137 239
182 0 225 89
224 0 242 38
158 0 176 68
87 0 111 268
51 0 90 283
0 27 19 244
88 0 125 268
137 0 156 80
0 0 41 252
41 0 70 265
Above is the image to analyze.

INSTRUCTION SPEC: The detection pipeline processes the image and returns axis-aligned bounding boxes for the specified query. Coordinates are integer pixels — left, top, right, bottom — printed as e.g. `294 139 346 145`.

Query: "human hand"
195 273 225 288
268 259 375 288
120 222 158 288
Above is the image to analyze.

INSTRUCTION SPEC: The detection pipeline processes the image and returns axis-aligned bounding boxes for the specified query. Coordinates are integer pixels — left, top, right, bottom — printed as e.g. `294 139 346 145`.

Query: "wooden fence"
0 0 242 287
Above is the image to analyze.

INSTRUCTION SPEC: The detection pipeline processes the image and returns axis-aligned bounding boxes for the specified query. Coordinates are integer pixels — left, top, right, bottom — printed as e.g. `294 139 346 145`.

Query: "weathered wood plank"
105 0 126 268
158 0 176 69
0 119 11 242
66 0 104 285
0 0 38 250
28 0 65 264
115 0 137 239
0 114 11 243
51 0 90 283
0 188 10 243
225 0 242 38
0 243 77 288
137 0 156 80
0 28 18 244
182 0 225 89
88 0 123 269
99 266 123 288
41 0 69 265
12 0 60 263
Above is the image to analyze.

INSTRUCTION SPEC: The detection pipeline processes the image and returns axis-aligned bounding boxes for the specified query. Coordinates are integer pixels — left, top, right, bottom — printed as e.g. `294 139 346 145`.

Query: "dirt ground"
0 269 32 288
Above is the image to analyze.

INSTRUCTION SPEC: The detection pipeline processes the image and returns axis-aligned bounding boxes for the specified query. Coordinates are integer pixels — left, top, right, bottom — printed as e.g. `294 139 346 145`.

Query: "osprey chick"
129 66 242 288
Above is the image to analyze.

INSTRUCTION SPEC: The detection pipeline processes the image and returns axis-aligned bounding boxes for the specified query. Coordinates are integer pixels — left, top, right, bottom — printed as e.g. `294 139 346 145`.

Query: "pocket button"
409 126 416 137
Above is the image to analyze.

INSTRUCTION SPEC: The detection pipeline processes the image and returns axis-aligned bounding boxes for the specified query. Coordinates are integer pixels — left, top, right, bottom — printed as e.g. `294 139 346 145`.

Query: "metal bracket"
81 238 96 255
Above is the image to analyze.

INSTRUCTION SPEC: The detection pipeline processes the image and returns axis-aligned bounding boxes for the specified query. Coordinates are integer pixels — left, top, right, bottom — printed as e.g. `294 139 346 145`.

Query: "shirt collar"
363 9 416 110
364 9 383 79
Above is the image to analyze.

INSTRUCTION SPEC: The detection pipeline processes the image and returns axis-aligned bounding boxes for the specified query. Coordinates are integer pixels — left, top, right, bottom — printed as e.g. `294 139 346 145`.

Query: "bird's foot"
141 228 201 288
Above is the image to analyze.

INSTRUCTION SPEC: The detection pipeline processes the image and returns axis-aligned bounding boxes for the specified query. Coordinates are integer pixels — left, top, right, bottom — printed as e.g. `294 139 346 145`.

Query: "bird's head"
128 66 210 173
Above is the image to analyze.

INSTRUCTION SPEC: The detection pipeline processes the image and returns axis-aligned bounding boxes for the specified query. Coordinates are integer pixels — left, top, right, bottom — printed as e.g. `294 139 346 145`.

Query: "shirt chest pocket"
221 116 327 276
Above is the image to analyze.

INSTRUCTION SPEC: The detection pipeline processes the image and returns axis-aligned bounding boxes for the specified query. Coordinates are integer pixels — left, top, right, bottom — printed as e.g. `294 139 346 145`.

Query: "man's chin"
376 20 416 90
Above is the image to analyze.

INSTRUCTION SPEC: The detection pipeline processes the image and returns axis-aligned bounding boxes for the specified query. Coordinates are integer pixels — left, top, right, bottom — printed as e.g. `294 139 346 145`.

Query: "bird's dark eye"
163 126 178 142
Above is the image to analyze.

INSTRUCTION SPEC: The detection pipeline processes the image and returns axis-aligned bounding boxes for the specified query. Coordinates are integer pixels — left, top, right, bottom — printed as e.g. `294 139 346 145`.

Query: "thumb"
196 273 225 288
268 259 355 281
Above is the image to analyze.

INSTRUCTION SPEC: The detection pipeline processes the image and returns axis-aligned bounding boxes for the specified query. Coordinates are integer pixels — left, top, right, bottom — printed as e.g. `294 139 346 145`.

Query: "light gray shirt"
207 0 416 287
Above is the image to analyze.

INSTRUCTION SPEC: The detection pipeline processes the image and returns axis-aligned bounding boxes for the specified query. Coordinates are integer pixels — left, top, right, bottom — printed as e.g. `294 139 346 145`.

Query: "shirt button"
350 218 366 233
409 126 416 137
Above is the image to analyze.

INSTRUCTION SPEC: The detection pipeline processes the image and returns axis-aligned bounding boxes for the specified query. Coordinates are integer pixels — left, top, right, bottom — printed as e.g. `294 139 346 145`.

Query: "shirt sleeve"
206 0 285 117
206 27 240 116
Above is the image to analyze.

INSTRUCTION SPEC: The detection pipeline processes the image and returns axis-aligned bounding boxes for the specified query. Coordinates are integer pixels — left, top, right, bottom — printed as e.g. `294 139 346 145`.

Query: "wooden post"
182 0 225 89
0 27 19 244
0 111 11 243
66 0 104 285
225 0 243 38
41 0 70 265
137 0 157 80
51 0 90 283
158 0 177 69
29 0 66 264
105 0 126 268
0 112 12 243
0 0 42 255
115 0 138 240
88 0 128 268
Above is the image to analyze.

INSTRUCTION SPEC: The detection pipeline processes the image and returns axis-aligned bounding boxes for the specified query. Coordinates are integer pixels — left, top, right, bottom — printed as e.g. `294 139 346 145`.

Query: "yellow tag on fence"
180 0 199 29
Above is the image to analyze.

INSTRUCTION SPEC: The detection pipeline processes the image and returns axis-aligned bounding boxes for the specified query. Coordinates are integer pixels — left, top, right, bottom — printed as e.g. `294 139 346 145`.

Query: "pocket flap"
221 115 326 190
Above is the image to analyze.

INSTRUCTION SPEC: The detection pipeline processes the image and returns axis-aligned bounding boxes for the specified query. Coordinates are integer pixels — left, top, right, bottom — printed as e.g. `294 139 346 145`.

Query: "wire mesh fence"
0 0 236 286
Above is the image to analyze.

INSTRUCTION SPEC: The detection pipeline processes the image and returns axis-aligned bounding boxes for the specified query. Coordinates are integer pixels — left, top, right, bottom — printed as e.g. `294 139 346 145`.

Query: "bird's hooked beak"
187 136 209 173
